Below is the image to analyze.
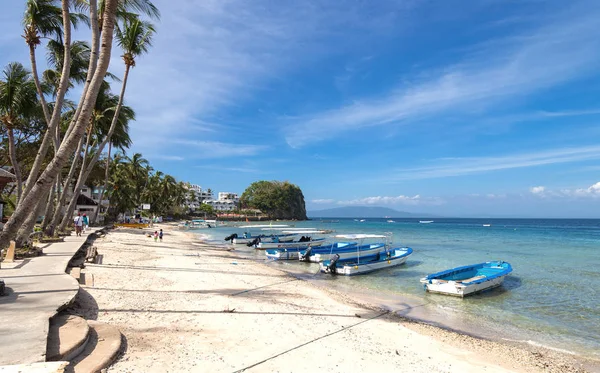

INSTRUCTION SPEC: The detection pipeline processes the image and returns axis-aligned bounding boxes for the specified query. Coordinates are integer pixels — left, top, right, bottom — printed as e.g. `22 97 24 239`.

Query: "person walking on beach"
153 231 158 242
82 214 89 233
159 229 163 242
73 213 84 237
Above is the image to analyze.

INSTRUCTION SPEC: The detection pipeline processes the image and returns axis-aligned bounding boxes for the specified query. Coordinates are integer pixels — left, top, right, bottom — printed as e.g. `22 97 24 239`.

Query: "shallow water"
195 218 600 359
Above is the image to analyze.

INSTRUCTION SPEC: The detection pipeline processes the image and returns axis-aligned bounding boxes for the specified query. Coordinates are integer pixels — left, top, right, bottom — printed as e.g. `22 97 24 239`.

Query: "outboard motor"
247 237 260 247
326 254 340 274
299 246 313 262
224 233 238 241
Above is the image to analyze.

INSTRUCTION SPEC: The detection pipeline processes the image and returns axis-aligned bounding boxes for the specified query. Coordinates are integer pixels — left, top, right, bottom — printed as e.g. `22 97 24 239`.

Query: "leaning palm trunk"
41 182 56 232
59 126 93 231
91 142 111 225
60 65 131 230
50 134 85 236
15 188 51 247
0 0 119 249
7 127 23 203
21 0 73 202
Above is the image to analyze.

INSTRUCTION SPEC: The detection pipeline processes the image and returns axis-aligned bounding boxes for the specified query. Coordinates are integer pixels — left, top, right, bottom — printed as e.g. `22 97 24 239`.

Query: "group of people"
73 213 89 237
153 229 163 242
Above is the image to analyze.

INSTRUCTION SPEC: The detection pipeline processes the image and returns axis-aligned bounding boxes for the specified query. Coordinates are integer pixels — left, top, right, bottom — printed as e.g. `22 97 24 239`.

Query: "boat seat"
455 275 486 283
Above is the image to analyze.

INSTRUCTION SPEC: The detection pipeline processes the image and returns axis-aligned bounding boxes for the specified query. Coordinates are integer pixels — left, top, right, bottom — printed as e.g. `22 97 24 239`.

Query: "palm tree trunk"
91 142 111 225
49 135 85 236
0 0 118 249
28 44 52 125
7 128 23 204
59 126 92 232
41 181 57 232
15 188 51 248
21 0 72 201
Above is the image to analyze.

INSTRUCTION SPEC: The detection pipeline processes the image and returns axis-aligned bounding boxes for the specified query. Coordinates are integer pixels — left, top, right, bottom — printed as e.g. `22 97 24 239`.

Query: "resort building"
184 183 214 210
203 192 239 211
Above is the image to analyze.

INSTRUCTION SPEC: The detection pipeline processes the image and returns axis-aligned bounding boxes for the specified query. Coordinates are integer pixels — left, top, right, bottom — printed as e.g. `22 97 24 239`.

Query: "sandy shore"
69 224 596 372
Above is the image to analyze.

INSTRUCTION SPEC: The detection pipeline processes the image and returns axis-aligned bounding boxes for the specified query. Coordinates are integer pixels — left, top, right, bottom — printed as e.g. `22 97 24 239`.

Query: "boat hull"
310 245 385 263
265 249 301 260
422 275 507 297
320 248 413 275
420 261 512 297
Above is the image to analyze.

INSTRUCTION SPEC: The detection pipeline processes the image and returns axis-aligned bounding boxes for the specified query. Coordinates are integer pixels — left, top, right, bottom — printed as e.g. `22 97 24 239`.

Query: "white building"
204 192 239 211
184 184 214 210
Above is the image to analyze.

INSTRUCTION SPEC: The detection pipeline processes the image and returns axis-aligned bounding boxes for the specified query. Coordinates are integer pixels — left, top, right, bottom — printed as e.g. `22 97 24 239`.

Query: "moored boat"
320 247 413 275
420 261 512 297
419 220 434 224
255 230 327 250
300 242 386 263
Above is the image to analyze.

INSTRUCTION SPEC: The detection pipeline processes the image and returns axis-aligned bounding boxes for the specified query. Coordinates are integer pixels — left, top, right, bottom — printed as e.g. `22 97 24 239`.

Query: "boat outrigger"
223 225 295 245
256 230 326 250
420 261 513 297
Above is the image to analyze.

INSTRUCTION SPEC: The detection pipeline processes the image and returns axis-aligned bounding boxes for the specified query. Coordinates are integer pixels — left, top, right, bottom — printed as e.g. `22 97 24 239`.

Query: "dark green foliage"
240 181 307 220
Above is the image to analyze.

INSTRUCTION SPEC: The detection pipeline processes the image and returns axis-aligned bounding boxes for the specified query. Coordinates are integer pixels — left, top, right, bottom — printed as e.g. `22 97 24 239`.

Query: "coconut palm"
0 0 121 249
0 62 38 203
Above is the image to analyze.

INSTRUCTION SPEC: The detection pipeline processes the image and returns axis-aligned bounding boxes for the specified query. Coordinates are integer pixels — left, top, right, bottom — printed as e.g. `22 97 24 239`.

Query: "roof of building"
0 168 16 179
76 194 97 206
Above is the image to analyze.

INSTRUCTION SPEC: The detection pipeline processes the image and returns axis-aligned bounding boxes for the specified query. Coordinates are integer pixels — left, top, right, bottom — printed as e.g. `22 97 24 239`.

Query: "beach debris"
355 313 362 318
222 307 236 313
231 262 238 265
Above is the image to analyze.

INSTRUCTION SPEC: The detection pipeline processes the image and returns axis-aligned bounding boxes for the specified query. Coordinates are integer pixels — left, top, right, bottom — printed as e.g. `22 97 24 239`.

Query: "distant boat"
419 220 434 224
359 219 366 222
420 261 513 297
483 224 491 227
387 220 395 223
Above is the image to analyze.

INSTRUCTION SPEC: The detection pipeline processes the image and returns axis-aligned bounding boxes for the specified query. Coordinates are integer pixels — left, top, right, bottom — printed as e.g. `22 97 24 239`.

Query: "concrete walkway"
0 230 100 365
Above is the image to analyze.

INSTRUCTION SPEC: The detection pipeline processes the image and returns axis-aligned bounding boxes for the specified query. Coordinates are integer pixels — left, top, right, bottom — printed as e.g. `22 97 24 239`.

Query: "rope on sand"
232 310 390 373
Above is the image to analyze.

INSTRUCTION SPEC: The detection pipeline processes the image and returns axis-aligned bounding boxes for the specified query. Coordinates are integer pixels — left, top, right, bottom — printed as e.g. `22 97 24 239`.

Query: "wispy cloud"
170 139 267 159
386 145 600 181
337 195 445 206
123 0 411 158
530 182 600 198
284 3 600 146
194 165 261 173
311 199 335 204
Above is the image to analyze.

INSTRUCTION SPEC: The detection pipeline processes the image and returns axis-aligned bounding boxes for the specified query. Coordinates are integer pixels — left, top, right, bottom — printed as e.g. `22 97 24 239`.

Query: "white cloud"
530 186 546 194
284 4 600 146
337 194 444 206
311 199 335 204
385 145 600 181
530 182 600 199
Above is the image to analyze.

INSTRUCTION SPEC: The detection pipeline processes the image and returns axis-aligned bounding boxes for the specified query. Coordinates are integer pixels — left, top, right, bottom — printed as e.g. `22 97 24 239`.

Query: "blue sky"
2 0 600 217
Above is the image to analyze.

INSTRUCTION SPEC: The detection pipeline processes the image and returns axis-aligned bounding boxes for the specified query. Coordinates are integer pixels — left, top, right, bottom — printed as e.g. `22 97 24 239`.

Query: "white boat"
359 219 366 222
420 261 512 297
320 248 413 275
387 220 395 223
265 248 302 260
256 230 327 250
419 220 434 224
224 224 294 245
483 224 491 227
308 243 386 263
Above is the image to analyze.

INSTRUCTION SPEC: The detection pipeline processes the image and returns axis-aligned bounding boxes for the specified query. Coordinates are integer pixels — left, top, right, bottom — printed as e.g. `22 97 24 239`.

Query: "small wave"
501 338 577 355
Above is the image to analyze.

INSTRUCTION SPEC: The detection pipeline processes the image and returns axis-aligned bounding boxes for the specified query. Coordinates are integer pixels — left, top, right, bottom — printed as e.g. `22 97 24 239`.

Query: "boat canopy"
238 224 289 228
334 234 388 239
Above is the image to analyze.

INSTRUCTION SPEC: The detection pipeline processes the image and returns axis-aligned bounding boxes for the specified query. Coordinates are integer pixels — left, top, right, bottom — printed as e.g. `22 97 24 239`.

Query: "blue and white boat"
319 234 413 275
299 242 390 263
420 261 513 297
320 247 413 275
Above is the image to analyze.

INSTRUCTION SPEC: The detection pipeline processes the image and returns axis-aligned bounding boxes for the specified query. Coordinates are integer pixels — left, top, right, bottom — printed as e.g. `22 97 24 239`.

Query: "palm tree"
0 0 121 249
0 62 38 203
43 39 91 96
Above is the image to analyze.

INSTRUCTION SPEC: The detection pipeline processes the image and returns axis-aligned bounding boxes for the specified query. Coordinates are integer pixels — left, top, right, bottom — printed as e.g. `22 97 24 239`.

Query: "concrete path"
0 230 100 365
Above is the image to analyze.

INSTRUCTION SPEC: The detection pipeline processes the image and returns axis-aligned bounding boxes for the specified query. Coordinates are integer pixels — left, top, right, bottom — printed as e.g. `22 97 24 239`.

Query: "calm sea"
195 218 600 359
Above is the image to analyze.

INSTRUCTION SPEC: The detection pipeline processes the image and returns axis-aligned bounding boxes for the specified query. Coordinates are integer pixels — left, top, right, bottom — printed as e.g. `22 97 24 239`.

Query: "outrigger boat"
319 234 413 275
420 261 512 297
223 225 295 245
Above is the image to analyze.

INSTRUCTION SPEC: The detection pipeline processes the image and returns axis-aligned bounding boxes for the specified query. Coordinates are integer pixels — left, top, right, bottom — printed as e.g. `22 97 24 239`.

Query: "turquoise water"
196 218 600 359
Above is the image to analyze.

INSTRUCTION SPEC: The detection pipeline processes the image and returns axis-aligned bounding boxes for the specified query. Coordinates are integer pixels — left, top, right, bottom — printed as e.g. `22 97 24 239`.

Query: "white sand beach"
69 225 594 373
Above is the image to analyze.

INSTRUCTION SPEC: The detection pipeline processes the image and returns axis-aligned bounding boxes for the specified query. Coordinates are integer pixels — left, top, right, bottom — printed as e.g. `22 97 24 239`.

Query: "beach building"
203 192 239 211
184 183 214 211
